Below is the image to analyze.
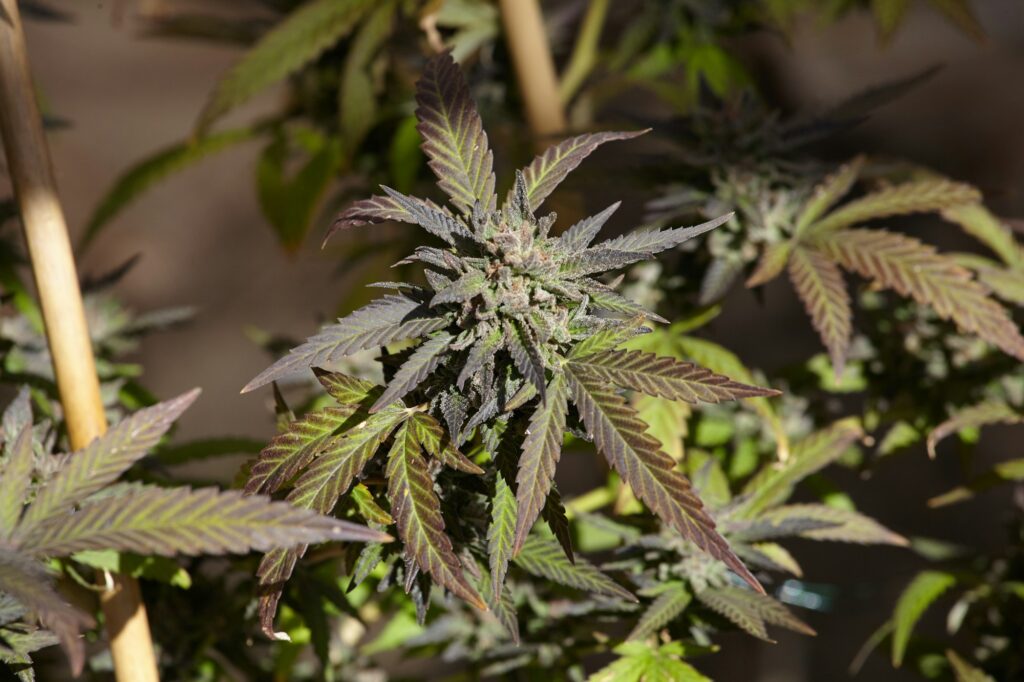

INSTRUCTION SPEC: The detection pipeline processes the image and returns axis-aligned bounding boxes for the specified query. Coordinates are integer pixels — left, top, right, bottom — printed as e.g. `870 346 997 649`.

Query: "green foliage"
891 570 957 667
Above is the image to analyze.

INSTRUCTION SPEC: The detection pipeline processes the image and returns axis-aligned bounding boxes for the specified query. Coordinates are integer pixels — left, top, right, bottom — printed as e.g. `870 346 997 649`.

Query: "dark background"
19 1 1024 679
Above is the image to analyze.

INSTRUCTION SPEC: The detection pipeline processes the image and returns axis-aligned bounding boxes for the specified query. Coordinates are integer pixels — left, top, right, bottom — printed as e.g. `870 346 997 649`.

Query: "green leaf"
815 228 1024 360
872 0 911 40
807 179 980 236
195 0 373 133
564 366 761 593
556 202 621 252
513 372 568 554
71 550 191 589
696 586 815 642
942 203 1023 267
408 412 483 474
82 128 258 248
384 423 485 609
589 642 709 682
513 535 634 602
926 401 1021 459
746 240 793 287
736 418 863 517
0 429 33 539
243 294 449 392
19 390 200 531
256 129 344 251
517 132 645 212
338 2 394 152
628 583 691 640
18 485 388 557
892 570 957 667
633 394 688 462
414 52 495 214
350 484 392 525
487 469 517 597
795 156 864 234
928 0 986 42
568 349 779 405
788 246 852 376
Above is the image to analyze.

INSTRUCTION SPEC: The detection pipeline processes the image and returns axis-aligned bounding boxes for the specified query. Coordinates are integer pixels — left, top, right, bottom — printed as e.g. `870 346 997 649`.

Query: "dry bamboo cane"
497 0 566 137
0 3 161 680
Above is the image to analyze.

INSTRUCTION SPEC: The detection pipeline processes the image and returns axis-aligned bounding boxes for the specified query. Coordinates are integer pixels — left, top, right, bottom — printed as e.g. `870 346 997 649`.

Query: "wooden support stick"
498 0 566 137
0 3 161 680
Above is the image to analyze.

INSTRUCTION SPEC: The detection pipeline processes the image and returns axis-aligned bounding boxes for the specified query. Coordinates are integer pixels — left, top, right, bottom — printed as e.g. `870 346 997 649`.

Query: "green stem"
564 486 615 519
559 0 611 104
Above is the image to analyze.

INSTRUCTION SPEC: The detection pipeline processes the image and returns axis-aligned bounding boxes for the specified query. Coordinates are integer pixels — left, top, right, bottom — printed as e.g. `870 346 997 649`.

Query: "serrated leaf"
19 390 200 531
506 322 547 401
696 586 814 641
582 282 667 323
749 504 907 545
569 318 647 359
788 246 852 376
245 405 361 496
487 469 516 597
408 412 483 473
814 228 1024 360
379 185 474 246
675 336 789 460
513 372 568 555
286 409 405 511
807 179 980 235
568 349 779 405
594 213 731 256
456 325 502 391
83 128 258 247
430 270 488 306
0 549 93 675
0 429 32 539
517 132 645 212
415 52 495 214
370 332 453 412
1 387 32 443
513 535 634 602
350 484 393 525
328 193 453 243
745 241 793 287
561 248 649 277
736 418 863 517
628 583 691 640
196 0 373 133
796 156 865 234
244 295 449 392
556 202 621 252
314 368 378 406
476 561 520 644
892 570 957 666
19 485 387 557
927 400 1021 459
565 366 761 592
385 423 485 609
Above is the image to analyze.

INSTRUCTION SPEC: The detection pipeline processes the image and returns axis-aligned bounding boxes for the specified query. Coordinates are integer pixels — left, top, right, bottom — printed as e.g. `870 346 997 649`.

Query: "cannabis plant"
242 52 784 637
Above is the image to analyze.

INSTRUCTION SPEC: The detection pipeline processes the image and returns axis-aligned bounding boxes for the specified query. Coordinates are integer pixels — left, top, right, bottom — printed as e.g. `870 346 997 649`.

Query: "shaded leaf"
595 213 731 256
370 332 453 412
628 583 691 640
513 535 634 602
946 650 995 682
556 202 621 252
808 179 980 235
751 504 907 545
892 571 957 667
0 429 33 539
927 400 1021 459
696 586 814 641
795 156 865 234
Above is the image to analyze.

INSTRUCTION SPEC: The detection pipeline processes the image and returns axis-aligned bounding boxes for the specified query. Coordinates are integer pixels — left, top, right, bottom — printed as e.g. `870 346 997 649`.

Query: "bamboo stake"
0 3 161 680
497 0 566 137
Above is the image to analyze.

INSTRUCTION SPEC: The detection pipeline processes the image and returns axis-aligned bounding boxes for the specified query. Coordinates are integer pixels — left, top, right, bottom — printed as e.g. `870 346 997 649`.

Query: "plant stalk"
558 0 610 104
497 0 567 137
0 2 161 680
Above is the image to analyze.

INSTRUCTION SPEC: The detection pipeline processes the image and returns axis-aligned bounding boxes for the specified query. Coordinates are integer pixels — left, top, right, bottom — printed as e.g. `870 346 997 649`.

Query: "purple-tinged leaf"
696 586 814 641
370 332 453 412
19 485 389 557
379 185 475 245
415 52 495 215
568 350 779 404
385 423 486 609
408 412 483 474
788 246 852 377
506 322 547 402
18 390 200 532
513 372 568 555
594 213 732 256
565 367 762 593
513 535 635 602
0 428 33 539
243 295 449 392
516 132 647 212
555 202 621 252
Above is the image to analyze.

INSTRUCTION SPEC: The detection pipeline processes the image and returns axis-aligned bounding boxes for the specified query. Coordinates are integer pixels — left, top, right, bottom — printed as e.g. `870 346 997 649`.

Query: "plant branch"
559 0 610 104
0 3 160 680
